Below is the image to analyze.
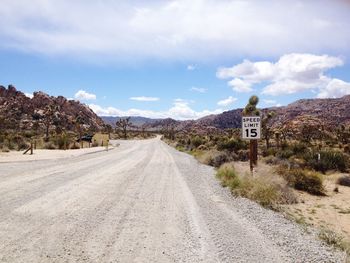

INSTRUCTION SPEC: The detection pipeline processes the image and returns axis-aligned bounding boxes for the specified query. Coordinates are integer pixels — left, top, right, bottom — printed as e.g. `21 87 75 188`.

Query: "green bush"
276 149 294 159
216 163 293 208
217 138 247 152
207 152 230 167
279 168 325 196
262 147 277 157
290 142 309 155
56 135 70 150
304 150 349 173
216 163 241 189
4 137 15 150
191 136 205 148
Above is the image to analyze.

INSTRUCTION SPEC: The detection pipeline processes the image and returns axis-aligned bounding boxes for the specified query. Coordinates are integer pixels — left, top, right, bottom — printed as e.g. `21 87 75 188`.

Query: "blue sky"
0 0 350 120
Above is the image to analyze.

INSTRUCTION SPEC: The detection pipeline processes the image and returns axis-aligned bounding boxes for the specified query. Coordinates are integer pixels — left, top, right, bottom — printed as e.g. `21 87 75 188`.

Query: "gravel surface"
0 137 346 262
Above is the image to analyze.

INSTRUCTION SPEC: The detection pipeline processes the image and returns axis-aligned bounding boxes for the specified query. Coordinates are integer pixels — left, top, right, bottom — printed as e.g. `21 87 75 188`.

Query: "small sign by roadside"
242 116 261 140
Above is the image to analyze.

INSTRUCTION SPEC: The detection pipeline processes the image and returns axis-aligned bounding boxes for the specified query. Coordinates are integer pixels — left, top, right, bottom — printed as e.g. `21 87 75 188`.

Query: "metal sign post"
242 116 261 174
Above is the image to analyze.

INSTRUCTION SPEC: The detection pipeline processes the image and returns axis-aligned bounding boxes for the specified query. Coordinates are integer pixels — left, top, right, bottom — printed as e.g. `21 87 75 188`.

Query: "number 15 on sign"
242 116 261 140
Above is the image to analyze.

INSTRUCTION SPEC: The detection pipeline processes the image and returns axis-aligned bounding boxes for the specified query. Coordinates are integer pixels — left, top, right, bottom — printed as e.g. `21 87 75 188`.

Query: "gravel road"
0 137 346 262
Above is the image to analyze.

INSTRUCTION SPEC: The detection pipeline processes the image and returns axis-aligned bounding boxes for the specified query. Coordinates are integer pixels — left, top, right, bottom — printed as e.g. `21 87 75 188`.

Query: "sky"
0 0 350 120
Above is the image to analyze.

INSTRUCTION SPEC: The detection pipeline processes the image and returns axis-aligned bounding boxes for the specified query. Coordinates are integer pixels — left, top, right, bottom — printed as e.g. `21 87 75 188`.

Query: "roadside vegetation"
0 113 157 152
163 95 350 257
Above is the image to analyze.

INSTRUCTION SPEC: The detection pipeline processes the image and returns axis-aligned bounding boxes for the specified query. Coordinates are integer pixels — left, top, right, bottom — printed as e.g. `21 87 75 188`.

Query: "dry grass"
318 228 350 258
216 162 296 209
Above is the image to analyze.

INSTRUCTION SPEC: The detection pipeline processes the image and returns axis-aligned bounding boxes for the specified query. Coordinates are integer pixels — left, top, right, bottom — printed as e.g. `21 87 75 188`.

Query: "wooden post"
249 140 258 174
30 141 33 155
249 140 254 173
253 140 258 165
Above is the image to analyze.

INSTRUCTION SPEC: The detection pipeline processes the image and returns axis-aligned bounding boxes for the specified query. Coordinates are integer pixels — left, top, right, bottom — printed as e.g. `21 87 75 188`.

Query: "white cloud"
317 78 350 98
190 87 207 93
217 96 237 107
89 99 223 120
0 1 349 61
24 92 33 98
227 78 253 93
218 53 350 98
130 96 159 102
187 65 195 71
74 90 96 100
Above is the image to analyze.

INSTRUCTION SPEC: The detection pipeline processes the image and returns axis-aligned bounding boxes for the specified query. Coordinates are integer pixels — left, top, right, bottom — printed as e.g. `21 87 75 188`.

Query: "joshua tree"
262 111 275 149
141 124 147 138
243 95 260 117
116 117 131 139
103 124 113 137
337 124 349 145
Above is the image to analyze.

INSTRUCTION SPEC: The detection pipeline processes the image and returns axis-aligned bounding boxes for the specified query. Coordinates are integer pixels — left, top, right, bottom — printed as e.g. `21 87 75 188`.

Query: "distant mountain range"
103 95 350 133
2 84 349 135
101 116 162 127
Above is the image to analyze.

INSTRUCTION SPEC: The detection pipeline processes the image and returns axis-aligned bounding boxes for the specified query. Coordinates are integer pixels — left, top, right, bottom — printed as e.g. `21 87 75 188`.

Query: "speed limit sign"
242 116 261 140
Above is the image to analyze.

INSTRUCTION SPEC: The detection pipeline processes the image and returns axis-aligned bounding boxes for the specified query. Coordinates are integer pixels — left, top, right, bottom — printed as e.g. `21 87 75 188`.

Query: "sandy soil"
0 138 344 262
235 160 350 244
283 173 350 242
0 145 114 163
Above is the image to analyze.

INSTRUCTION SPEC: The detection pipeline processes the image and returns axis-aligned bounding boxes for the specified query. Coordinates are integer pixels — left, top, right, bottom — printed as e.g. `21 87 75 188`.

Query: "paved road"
0 137 344 262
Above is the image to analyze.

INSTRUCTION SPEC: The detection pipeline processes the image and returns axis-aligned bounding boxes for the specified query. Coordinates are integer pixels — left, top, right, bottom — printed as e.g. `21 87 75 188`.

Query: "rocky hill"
0 85 104 132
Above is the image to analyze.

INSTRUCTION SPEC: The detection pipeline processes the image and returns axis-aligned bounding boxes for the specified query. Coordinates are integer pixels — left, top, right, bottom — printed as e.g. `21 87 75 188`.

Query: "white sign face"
242 116 261 140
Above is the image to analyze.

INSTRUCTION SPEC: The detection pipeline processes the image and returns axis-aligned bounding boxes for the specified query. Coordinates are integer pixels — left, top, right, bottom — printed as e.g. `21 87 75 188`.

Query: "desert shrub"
44 141 56 150
304 150 349 173
216 163 295 208
23 131 36 138
4 138 15 150
237 150 249 161
337 175 350 187
199 150 229 167
279 168 325 196
208 151 229 167
233 176 283 208
217 138 246 153
1 146 9 152
191 136 205 148
70 143 80 149
318 228 350 255
216 163 241 189
264 156 284 165
56 135 70 150
197 144 208 151
280 141 289 150
276 148 294 159
262 147 277 157
246 181 281 208
290 142 309 155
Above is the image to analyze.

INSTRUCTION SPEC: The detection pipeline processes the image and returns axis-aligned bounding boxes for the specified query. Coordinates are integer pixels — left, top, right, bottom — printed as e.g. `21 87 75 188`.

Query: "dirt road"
0 137 345 262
